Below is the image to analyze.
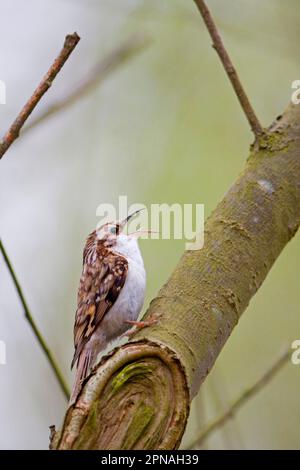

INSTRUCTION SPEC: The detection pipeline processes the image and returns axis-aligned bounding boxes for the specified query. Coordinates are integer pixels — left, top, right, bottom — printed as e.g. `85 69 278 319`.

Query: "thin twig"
0 239 70 400
23 34 149 134
193 0 263 138
0 32 80 159
187 349 290 449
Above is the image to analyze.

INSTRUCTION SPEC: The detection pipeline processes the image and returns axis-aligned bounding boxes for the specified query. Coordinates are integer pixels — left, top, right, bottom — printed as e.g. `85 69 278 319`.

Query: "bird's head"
96 209 144 248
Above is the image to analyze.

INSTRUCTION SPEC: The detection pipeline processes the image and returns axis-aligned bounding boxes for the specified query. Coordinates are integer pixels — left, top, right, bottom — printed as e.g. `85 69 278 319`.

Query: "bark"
52 102 300 450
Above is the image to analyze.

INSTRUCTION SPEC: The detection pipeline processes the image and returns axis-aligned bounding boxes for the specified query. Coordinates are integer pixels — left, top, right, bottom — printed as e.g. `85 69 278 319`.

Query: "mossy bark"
52 103 300 450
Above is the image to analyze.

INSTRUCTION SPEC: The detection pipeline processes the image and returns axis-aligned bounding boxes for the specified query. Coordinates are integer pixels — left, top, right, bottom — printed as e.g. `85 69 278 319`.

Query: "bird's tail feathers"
69 349 92 405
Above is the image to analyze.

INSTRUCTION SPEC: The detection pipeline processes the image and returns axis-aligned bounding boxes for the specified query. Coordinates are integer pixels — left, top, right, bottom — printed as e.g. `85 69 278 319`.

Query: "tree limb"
0 32 80 159
52 102 300 449
0 239 70 400
188 349 290 449
23 34 149 135
193 0 263 138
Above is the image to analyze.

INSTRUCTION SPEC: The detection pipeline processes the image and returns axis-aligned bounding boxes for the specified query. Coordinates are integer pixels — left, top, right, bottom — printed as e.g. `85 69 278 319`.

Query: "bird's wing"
71 249 128 369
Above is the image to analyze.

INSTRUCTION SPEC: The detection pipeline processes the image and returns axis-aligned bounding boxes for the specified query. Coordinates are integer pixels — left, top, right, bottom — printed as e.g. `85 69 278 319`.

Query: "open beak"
128 229 158 239
119 209 144 230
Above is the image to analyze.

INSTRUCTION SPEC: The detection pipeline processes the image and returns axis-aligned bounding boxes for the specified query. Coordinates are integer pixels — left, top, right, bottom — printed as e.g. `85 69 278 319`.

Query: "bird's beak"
119 209 144 230
128 229 158 239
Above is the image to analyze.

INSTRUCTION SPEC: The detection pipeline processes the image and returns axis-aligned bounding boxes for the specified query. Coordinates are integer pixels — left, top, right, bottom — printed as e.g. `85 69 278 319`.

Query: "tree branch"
0 32 80 159
23 34 149 135
193 0 263 138
188 349 290 449
52 102 300 449
0 239 70 400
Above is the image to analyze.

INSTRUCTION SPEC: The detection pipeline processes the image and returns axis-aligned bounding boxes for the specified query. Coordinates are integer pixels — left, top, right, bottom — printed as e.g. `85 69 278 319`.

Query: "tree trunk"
52 102 300 450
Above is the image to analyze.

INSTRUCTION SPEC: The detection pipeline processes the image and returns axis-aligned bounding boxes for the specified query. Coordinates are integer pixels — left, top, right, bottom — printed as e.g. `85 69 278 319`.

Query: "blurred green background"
0 0 299 449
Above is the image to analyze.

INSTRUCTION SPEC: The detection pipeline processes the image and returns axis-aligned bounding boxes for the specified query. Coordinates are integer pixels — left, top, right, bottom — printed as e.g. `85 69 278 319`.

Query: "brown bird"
70 210 151 404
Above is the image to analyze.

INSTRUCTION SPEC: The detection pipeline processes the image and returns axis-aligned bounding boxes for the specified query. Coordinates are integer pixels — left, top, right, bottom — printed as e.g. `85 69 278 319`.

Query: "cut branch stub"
54 341 189 450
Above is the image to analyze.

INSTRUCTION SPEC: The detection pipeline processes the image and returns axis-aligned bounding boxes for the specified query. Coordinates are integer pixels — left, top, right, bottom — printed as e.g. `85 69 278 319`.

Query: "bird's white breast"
100 234 146 342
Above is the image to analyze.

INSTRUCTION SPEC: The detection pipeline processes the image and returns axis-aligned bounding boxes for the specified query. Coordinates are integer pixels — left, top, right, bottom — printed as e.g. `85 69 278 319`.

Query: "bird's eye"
110 226 117 234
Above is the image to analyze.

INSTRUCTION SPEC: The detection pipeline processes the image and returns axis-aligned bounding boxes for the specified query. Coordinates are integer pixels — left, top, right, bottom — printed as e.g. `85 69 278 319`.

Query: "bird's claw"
122 314 159 339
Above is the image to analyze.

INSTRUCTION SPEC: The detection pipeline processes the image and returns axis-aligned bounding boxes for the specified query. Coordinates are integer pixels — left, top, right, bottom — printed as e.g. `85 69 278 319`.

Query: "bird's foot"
122 314 159 339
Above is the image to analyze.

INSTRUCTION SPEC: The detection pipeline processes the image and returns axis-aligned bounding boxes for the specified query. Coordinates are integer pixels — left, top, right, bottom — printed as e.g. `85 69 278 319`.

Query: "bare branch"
0 239 70 400
23 34 149 134
193 0 263 138
187 349 290 449
0 32 80 159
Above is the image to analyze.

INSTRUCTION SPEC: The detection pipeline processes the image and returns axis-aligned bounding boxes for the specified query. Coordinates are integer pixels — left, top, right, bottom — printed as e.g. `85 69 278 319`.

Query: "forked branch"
0 32 80 159
23 34 149 135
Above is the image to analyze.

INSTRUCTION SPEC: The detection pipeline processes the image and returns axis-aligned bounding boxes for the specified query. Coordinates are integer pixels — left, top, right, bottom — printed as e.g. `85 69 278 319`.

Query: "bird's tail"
69 349 92 405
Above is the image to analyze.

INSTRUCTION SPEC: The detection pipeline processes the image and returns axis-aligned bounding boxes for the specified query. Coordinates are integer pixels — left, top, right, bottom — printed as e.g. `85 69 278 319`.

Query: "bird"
70 209 154 404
